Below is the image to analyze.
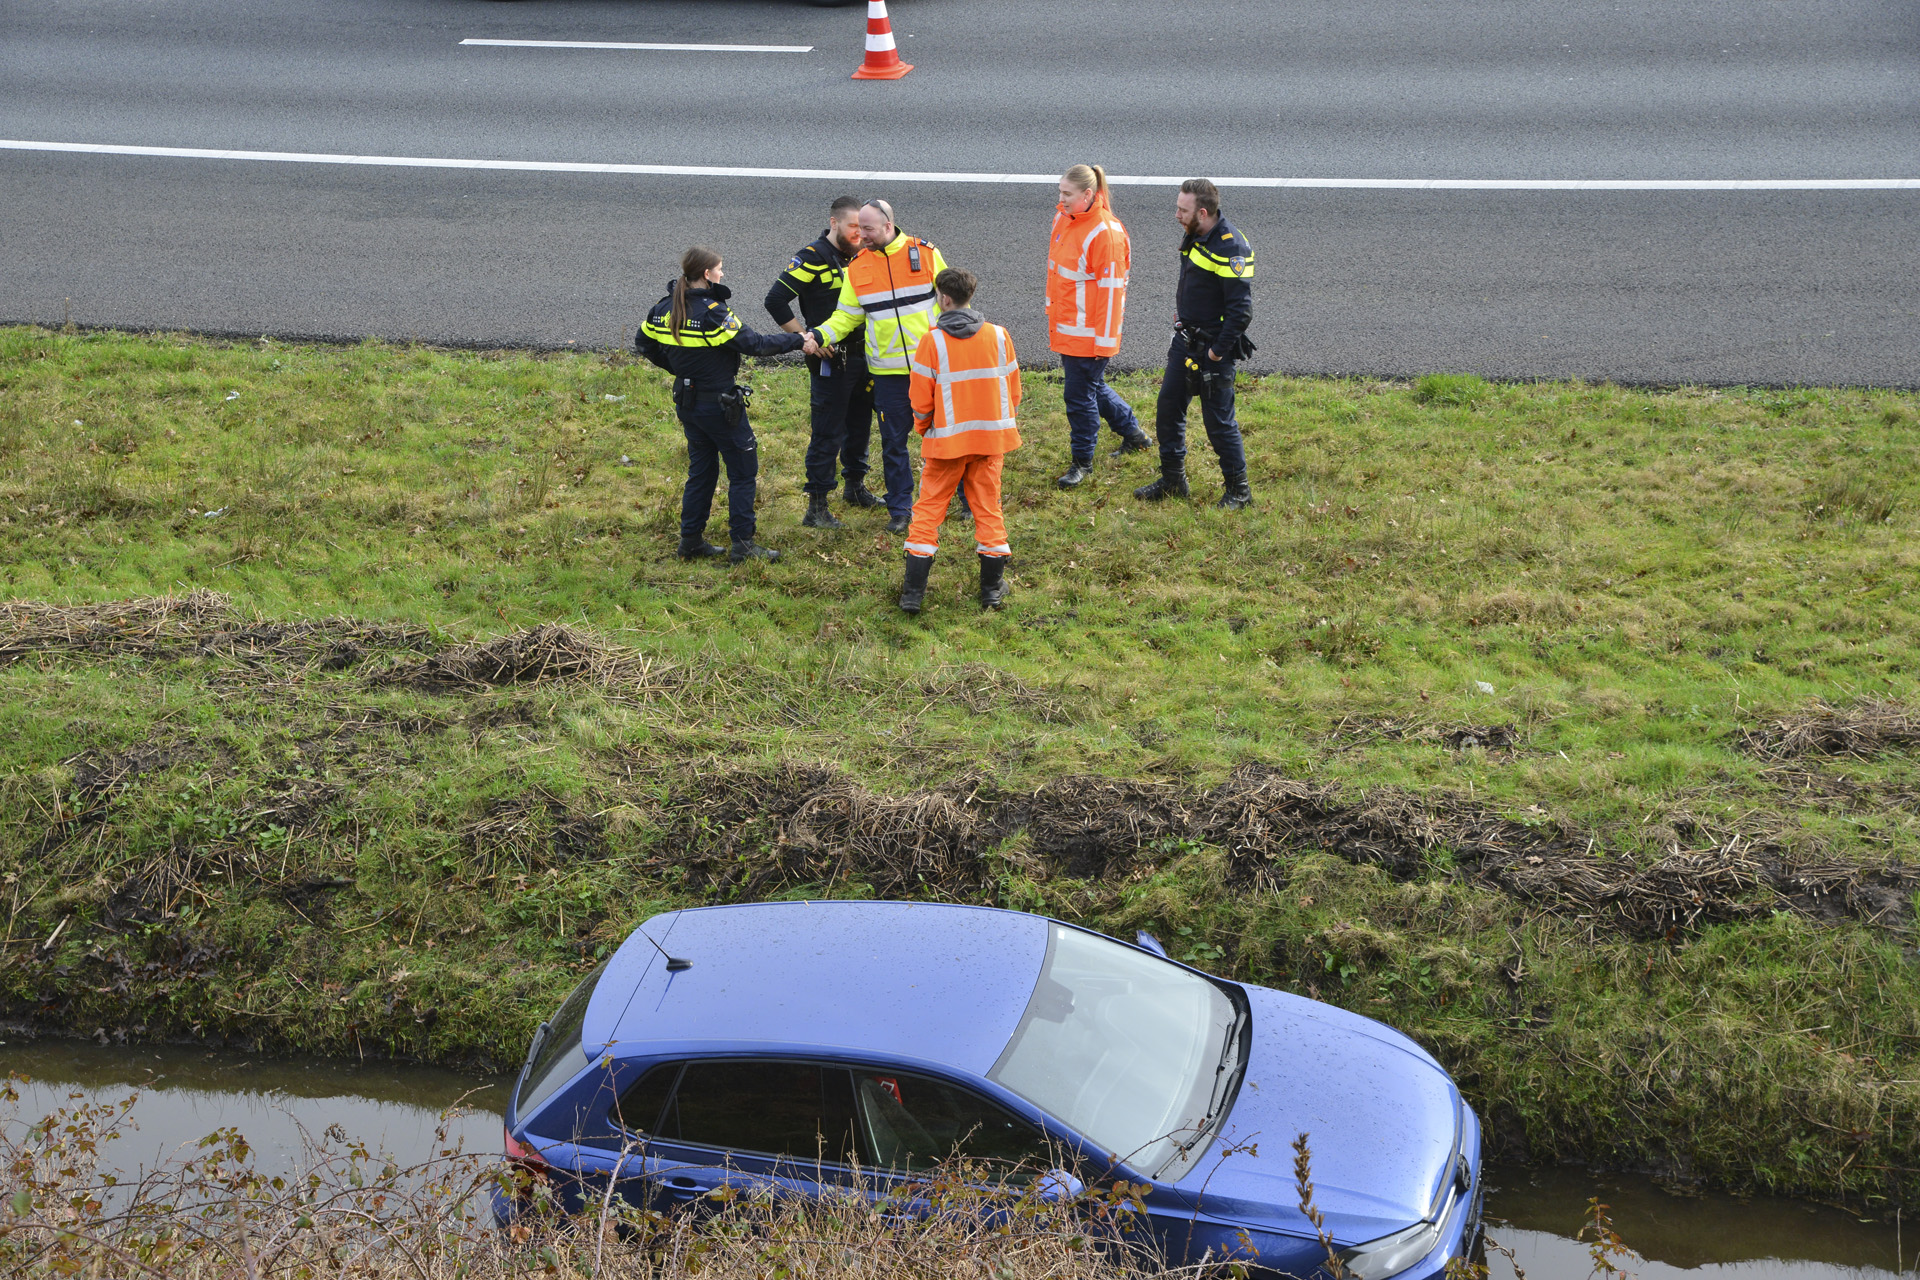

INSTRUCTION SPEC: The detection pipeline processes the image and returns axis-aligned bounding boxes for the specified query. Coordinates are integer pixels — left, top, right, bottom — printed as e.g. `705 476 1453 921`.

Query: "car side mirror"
1036 1168 1085 1202
1135 931 1168 958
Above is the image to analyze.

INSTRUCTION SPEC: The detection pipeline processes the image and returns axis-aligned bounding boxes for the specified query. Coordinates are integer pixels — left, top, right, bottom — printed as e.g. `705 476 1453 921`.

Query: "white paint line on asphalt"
4 141 1917 190
459 38 813 53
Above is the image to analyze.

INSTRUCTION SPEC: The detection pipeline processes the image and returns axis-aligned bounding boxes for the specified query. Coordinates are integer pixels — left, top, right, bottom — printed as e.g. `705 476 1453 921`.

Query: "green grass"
2 325 1918 1211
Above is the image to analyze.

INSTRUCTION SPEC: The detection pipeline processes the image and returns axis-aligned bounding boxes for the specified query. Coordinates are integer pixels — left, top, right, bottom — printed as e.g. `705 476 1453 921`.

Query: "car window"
655 1060 861 1166
611 1062 681 1136
855 1070 1050 1178
516 959 609 1123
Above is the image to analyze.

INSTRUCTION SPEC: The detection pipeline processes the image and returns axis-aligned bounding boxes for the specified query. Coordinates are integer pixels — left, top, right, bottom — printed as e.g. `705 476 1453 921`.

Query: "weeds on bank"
0 1078 1182 1280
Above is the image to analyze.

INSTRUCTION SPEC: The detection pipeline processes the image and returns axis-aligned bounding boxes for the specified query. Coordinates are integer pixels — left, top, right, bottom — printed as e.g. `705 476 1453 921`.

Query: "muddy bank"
651 762 1916 940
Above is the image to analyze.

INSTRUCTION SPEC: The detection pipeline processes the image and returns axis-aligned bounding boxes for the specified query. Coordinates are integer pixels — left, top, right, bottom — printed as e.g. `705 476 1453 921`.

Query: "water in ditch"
1 1038 1911 1280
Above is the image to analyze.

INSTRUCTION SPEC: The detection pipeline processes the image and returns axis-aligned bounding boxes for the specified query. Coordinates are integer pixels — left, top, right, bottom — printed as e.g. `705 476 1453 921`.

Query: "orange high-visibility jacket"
909 320 1023 459
1045 191 1129 358
814 231 949 374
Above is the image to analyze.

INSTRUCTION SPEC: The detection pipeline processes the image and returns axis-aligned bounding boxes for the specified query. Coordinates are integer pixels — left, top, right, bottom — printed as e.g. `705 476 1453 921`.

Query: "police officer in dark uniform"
637 247 805 563
1135 177 1257 511
765 195 879 530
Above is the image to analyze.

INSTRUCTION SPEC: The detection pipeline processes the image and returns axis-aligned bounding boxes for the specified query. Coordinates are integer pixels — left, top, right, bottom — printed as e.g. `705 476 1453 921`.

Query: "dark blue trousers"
1154 336 1246 479
1061 353 1140 465
678 404 758 545
871 373 918 521
803 355 874 495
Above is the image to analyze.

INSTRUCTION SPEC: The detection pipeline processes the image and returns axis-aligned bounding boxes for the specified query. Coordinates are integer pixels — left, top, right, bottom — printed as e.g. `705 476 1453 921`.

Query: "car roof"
584 901 1053 1079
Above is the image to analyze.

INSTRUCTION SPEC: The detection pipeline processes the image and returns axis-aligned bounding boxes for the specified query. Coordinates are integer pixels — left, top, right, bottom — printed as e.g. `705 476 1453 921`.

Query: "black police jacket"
1175 216 1255 359
765 231 864 335
636 282 804 392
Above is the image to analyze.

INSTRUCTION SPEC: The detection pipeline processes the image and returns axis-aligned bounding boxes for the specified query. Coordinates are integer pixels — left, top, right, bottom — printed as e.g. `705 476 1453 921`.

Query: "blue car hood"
1173 986 1461 1243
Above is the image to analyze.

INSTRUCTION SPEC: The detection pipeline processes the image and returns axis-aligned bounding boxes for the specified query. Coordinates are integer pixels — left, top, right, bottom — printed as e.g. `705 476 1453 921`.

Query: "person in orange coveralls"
899 268 1022 614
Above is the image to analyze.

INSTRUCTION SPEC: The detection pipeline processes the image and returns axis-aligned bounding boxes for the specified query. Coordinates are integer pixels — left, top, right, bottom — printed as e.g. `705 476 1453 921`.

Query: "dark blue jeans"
803 355 874 495
678 404 758 545
871 373 918 521
1061 353 1140 465
1154 336 1246 479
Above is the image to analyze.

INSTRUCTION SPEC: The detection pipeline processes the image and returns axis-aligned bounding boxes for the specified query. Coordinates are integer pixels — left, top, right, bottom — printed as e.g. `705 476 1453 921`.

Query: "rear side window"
655 1060 861 1166
856 1070 1049 1176
611 1062 681 1135
517 961 608 1123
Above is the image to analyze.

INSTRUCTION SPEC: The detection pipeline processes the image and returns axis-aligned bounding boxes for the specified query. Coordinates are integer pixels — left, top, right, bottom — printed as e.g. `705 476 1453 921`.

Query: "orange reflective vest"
1045 192 1129 357
909 321 1023 459
814 231 949 374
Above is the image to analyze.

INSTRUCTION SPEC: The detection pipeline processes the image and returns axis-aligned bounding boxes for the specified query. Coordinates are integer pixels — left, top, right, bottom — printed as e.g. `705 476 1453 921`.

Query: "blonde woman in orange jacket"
900 268 1022 614
1046 164 1150 490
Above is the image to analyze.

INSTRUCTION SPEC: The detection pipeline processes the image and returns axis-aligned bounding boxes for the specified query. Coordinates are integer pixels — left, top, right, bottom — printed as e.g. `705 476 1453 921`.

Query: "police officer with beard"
637 247 805 563
766 195 880 529
1134 178 1257 511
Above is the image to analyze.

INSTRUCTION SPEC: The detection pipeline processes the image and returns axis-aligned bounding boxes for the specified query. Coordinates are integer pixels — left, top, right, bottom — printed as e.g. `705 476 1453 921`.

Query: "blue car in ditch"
497 901 1483 1277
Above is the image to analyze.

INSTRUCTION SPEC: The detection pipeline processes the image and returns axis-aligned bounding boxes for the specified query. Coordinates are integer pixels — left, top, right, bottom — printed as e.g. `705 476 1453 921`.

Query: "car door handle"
664 1176 706 1201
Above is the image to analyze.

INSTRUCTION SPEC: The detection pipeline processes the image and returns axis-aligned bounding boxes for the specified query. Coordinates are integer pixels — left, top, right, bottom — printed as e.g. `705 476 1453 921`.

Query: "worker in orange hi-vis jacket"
1047 163 1150 490
900 267 1022 615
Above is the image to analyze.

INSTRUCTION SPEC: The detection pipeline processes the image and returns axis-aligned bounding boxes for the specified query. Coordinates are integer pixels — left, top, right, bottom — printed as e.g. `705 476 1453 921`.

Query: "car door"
850 1068 1057 1189
603 1058 865 1212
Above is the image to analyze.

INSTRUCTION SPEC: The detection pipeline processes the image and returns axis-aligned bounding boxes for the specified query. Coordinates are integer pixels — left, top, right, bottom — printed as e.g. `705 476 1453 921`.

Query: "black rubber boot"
843 478 881 509
1215 473 1254 511
1133 463 1190 501
1057 462 1093 489
800 494 844 529
677 537 725 560
885 512 911 535
729 539 781 564
1115 431 1153 455
978 554 1008 609
899 554 933 614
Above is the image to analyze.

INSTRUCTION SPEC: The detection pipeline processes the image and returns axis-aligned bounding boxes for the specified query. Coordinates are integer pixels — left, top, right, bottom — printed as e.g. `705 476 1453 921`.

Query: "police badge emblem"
1229 255 1248 276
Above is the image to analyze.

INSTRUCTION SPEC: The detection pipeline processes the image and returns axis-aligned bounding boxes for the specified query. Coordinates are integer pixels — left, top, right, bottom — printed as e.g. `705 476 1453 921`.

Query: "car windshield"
989 925 1242 1179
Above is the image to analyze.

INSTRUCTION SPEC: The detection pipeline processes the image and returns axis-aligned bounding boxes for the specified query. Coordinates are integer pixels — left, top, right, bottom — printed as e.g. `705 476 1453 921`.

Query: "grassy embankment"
2 325 1918 1210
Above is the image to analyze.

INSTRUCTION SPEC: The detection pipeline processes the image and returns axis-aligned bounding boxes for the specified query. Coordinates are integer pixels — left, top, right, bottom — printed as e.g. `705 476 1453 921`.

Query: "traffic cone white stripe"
852 0 911 79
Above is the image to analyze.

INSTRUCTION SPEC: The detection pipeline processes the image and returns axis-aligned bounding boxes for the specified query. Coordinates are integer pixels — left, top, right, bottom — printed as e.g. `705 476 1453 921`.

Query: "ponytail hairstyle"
1062 163 1109 203
670 246 723 340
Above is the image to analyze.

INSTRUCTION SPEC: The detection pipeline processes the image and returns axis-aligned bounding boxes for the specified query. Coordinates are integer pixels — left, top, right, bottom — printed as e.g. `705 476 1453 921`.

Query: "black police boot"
677 537 725 560
978 554 1008 610
800 494 844 529
729 539 781 564
898 554 933 614
885 512 911 535
1133 463 1190 502
1057 462 1094 489
843 478 881 509
1115 430 1153 456
1215 473 1254 512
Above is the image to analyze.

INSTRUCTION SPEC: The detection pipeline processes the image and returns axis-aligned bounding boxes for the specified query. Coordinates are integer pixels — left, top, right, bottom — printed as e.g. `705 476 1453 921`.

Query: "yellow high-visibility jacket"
813 231 950 374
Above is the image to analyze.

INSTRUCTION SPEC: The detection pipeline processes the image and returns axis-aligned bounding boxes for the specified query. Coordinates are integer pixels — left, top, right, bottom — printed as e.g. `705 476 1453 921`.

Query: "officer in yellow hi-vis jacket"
802 199 950 535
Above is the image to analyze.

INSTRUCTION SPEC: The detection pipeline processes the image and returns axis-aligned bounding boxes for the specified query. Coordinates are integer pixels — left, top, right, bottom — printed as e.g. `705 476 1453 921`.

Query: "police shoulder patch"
788 255 804 269
725 313 743 331
1229 255 1249 276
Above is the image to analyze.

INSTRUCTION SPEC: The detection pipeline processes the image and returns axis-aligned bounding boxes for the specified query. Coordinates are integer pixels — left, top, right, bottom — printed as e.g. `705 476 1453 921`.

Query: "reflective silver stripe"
1056 322 1096 337
923 417 1017 440
932 329 958 427
909 359 937 378
977 543 1010 555
904 541 938 555
941 362 1018 382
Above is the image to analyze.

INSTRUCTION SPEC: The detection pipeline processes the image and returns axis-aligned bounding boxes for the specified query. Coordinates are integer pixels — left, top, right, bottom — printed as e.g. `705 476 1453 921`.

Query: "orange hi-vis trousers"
904 455 1009 559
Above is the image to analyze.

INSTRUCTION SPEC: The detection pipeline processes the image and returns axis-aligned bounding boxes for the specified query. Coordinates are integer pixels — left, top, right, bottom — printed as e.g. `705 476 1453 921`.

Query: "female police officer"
637 247 805 563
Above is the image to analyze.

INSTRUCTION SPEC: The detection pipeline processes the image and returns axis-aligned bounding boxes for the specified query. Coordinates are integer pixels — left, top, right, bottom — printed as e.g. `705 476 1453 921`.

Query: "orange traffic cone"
851 0 913 80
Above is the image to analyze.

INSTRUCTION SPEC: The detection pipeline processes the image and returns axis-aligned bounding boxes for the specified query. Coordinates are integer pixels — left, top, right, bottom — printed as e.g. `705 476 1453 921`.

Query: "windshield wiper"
1156 1003 1249 1177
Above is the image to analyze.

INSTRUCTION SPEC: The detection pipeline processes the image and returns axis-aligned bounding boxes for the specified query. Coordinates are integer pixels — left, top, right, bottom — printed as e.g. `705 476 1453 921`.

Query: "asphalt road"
4 0 1917 383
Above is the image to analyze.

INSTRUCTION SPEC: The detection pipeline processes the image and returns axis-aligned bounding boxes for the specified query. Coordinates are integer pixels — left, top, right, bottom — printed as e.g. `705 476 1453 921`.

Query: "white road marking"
2 141 1916 190
459 38 813 53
